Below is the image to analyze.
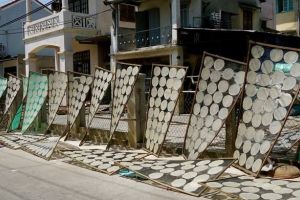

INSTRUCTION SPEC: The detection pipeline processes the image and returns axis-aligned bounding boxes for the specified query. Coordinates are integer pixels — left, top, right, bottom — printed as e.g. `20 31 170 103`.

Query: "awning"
75 35 111 45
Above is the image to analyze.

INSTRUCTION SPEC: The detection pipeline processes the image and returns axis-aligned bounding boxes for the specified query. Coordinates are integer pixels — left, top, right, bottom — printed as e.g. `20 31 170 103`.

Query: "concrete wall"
72 39 99 75
0 0 52 57
261 0 276 29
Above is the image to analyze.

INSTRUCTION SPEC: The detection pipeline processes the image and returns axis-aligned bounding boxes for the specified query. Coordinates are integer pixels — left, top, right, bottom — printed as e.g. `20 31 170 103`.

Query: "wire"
0 0 56 29
0 8 112 35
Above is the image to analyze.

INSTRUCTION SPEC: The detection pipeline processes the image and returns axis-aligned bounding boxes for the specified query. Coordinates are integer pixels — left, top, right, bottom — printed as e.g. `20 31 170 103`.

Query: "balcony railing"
24 11 97 39
118 26 172 52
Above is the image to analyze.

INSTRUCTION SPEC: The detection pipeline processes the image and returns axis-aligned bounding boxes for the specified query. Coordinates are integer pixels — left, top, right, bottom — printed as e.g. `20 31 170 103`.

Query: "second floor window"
276 0 293 13
119 4 135 22
69 0 89 14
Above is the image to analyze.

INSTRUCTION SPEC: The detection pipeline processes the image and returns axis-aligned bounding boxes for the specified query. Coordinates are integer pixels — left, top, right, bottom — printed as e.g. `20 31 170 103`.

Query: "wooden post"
127 73 146 148
225 104 238 157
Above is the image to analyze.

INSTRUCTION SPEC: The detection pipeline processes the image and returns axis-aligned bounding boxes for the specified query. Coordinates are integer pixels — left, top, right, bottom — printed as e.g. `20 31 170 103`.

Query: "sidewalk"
0 148 204 200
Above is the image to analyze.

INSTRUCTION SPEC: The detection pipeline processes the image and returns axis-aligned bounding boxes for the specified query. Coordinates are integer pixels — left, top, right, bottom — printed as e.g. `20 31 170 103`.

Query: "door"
73 50 91 74
148 8 160 46
135 11 149 48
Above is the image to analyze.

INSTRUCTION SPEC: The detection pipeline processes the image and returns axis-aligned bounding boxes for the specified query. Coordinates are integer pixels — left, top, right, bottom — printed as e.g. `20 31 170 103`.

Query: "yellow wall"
276 11 297 32
72 39 99 75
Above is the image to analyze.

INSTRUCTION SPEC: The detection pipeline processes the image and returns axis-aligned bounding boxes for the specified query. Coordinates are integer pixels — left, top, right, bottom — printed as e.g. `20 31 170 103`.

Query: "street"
0 148 204 200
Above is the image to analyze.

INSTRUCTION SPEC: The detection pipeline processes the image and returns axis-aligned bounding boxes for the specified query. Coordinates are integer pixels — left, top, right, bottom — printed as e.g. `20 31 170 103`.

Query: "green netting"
21 72 48 133
0 77 7 99
22 76 28 100
9 103 23 131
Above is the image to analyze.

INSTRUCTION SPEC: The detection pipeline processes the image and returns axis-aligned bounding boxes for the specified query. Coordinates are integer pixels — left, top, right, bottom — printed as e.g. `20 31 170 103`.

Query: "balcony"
117 26 172 52
24 11 97 39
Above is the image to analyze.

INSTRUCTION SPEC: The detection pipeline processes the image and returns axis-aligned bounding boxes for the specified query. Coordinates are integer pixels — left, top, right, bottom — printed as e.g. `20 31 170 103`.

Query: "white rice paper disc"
201 68 210 80
270 49 283 62
282 77 296 91
261 60 274 74
274 107 287 121
247 71 257 84
278 93 292 107
290 63 300 77
213 91 223 104
222 68 234 80
284 51 299 64
204 56 214 68
269 121 282 135
214 59 225 70
218 80 229 93
251 45 264 58
249 58 261 72
218 108 228 120
252 159 262 172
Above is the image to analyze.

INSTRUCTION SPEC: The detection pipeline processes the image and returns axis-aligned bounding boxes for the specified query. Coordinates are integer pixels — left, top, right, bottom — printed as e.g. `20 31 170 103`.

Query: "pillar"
61 0 69 11
24 54 38 76
170 48 184 114
127 73 146 148
54 48 60 71
171 0 181 44
26 0 32 22
58 51 73 72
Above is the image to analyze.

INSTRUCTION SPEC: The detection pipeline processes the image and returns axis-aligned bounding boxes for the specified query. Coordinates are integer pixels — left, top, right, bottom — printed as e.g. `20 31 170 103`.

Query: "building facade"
108 0 265 75
274 0 299 35
0 0 52 77
24 0 112 75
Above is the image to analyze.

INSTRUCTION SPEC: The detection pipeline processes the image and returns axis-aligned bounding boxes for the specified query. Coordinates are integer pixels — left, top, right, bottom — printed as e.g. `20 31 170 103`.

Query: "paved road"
0 148 205 200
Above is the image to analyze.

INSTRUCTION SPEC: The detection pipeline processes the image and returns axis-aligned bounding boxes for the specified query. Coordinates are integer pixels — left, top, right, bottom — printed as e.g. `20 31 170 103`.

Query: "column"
58 51 73 72
170 48 184 114
171 0 181 44
127 73 146 148
26 0 32 22
61 0 69 11
54 48 60 71
24 54 38 76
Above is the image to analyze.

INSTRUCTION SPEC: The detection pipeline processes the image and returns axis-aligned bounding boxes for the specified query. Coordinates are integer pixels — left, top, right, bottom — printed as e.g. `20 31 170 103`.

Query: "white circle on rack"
239 153 247 166
254 130 265 143
196 92 204 104
269 121 281 135
173 79 182 90
204 56 214 68
229 84 240 96
243 97 253 110
222 95 233 108
274 107 287 121
132 66 139 75
208 166 223 175
204 94 213 106
210 104 219 116
222 68 234 80
169 67 177 78
282 77 296 90
249 58 261 72
243 140 252 153
252 159 262 172
284 51 299 64
260 140 271 154
243 110 253 124
261 193 282 200
153 67 161 76
261 60 274 74
218 108 228 120
198 80 207 92
161 67 170 77
245 84 257 97
257 87 269 100
252 99 264 113
252 114 261 128
258 74 271 87
149 172 164 180
176 68 186 79
262 112 273 126
171 179 187 188
279 93 292 107
291 63 300 77
270 49 284 62
204 115 214 127
170 170 185 177
200 106 209 118
218 80 229 93
207 82 217 94
251 143 260 156
214 59 225 70
271 71 286 85
212 119 222 131
235 71 245 85
251 45 264 58
247 71 257 84
159 77 166 87
210 70 221 82
239 193 260 200
201 68 211 82
213 91 223 104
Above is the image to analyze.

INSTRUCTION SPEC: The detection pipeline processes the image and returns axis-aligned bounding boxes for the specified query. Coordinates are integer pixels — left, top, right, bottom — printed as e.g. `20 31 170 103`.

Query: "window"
119 4 135 22
4 66 17 78
243 9 253 30
69 0 88 14
276 0 293 13
73 51 90 74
